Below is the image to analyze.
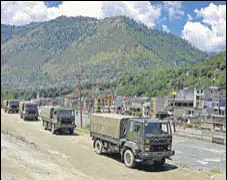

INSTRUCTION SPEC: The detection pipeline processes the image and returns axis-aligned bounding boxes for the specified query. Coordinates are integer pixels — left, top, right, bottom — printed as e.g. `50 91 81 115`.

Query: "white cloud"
1 1 161 28
1 1 50 25
182 3 226 53
163 1 184 20
162 24 170 33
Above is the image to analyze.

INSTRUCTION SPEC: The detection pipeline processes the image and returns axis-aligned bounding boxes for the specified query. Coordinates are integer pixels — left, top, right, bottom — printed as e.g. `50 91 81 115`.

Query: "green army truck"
3 100 19 113
90 113 175 168
19 101 38 121
40 106 76 135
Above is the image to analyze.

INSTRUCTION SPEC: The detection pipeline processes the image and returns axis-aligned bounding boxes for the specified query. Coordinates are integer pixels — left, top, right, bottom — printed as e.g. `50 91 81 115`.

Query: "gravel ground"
1 110 226 180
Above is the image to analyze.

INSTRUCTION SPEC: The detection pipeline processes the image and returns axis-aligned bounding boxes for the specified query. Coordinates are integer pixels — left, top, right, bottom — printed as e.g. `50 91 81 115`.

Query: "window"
134 124 140 133
145 122 170 137
130 121 134 132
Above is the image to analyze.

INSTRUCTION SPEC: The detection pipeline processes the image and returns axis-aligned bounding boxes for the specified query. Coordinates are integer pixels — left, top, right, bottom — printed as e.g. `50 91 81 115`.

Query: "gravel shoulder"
1 110 226 180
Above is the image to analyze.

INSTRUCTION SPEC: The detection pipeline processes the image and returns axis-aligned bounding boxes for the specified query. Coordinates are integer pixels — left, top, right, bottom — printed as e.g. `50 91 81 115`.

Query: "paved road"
1 111 226 180
172 136 226 172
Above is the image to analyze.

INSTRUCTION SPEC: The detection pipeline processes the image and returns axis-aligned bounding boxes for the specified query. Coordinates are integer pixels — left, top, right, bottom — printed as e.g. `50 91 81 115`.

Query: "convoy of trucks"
3 99 175 169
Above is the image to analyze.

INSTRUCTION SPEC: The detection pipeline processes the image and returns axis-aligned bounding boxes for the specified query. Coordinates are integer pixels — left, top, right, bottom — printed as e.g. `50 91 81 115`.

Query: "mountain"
115 51 226 97
1 16 207 90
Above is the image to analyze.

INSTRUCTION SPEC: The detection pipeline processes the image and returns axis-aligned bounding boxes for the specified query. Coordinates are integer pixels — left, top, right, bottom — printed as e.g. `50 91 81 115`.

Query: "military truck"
19 101 38 121
40 106 76 135
90 113 175 168
3 100 19 113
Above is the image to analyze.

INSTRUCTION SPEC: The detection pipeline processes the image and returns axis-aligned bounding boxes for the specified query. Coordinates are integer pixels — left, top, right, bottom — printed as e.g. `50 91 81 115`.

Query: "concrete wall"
74 111 90 127
174 128 226 145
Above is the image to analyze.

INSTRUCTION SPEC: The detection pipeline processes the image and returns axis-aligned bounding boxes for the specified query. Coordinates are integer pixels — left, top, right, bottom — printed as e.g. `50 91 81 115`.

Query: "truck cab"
19 102 38 121
123 118 174 168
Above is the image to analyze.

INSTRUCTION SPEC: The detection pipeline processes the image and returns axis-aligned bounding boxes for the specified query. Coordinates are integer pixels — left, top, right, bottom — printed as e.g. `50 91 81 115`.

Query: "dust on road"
1 111 226 180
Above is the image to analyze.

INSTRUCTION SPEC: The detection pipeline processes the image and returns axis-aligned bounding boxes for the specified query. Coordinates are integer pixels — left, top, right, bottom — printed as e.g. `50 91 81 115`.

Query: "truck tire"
153 158 165 170
43 121 47 130
51 124 56 134
94 139 103 155
69 128 74 135
124 149 136 168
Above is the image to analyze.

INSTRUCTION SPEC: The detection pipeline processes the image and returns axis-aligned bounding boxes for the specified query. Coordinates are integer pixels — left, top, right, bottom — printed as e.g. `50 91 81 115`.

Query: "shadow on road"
102 153 178 172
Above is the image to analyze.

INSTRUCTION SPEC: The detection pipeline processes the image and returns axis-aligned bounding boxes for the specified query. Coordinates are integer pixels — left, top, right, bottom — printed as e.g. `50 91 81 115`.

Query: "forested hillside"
115 51 226 97
1 16 207 90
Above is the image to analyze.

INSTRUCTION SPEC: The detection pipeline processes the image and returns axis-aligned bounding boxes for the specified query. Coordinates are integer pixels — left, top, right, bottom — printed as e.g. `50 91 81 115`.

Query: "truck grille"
151 145 167 152
11 106 18 109
61 119 72 124
28 111 37 114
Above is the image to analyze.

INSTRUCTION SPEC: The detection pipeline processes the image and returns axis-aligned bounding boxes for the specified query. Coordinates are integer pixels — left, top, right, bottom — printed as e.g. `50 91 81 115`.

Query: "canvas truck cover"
40 106 55 119
90 113 134 139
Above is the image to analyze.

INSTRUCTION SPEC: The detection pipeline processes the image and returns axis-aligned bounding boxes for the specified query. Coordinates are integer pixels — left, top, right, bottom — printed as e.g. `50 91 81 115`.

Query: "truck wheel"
153 158 165 170
43 121 47 130
94 139 103 155
51 124 55 134
124 149 136 168
69 128 74 135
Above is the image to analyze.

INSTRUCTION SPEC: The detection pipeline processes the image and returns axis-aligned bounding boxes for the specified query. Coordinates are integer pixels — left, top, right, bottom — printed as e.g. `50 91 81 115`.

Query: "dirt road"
1 111 225 180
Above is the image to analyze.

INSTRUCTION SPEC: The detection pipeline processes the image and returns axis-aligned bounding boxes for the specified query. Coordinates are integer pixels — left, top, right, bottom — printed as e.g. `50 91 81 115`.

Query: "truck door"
127 120 142 145
53 109 58 122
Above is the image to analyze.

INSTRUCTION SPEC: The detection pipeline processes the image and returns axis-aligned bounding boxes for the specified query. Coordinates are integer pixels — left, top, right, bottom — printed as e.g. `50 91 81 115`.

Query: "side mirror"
134 125 140 133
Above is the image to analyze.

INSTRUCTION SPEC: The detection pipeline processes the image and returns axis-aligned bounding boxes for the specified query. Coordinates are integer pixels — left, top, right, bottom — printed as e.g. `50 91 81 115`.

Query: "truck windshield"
145 122 170 137
10 101 19 105
25 104 37 109
58 110 73 117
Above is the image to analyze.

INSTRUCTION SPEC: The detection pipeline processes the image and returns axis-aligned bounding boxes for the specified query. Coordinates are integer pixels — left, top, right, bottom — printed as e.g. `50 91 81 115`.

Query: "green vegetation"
1 16 207 91
1 89 14 107
115 51 226 97
208 168 223 174
175 162 190 169
2 51 225 101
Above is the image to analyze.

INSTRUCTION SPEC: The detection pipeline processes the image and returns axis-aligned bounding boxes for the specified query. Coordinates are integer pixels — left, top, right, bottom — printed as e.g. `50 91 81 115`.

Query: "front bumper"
137 150 175 162
24 114 38 120
54 124 76 130
9 108 18 113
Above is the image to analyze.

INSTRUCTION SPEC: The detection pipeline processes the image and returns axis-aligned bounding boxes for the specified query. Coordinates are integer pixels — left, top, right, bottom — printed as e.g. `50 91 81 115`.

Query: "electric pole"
78 73 82 127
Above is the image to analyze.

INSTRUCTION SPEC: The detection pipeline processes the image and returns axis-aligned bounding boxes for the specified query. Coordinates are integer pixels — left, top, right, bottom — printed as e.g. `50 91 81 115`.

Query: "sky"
1 1 226 53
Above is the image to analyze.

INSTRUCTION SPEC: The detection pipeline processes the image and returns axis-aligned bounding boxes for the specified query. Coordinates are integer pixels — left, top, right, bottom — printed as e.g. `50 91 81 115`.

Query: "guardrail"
174 128 226 145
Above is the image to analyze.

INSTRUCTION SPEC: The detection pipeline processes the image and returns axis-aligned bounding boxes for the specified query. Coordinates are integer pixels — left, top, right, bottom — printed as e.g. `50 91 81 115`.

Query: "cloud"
162 24 170 33
182 3 226 53
1 1 50 26
163 1 184 20
1 1 161 28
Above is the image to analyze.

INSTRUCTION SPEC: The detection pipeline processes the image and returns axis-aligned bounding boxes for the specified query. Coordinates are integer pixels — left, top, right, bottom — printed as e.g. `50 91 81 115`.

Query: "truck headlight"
145 145 150 151
168 145 171 150
145 138 150 144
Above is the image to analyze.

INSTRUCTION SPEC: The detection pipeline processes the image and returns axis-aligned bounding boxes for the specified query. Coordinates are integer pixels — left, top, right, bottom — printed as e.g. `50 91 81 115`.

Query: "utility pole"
78 73 82 127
